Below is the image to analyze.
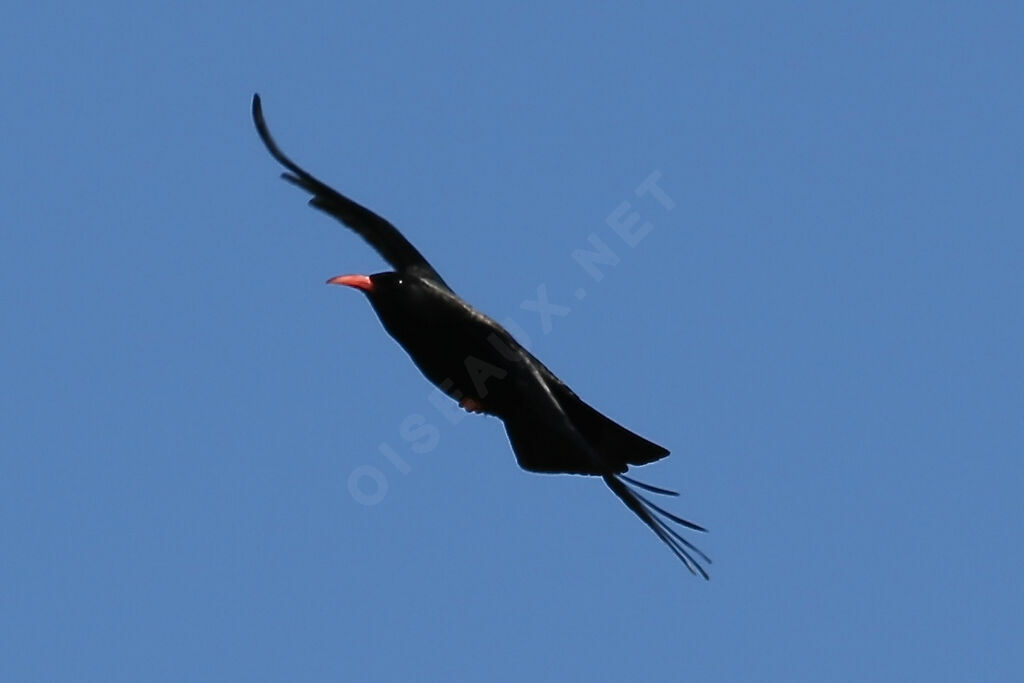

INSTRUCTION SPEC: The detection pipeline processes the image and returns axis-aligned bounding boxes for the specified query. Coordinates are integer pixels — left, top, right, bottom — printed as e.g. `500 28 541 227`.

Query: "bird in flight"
252 94 710 578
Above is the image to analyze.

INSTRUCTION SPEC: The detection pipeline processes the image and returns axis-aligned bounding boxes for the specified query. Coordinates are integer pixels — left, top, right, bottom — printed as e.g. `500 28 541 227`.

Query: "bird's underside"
252 93 710 578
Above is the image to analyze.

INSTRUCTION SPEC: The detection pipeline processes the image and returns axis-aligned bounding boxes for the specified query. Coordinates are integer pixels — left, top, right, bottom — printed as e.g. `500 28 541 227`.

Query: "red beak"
326 274 375 292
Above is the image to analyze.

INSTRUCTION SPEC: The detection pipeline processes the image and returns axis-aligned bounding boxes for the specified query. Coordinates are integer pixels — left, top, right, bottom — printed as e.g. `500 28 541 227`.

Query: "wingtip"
251 95 296 175
619 474 680 497
252 93 263 124
604 473 711 577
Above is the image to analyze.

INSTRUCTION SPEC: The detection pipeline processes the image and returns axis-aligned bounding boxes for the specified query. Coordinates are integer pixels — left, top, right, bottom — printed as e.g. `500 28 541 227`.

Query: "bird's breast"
373 303 522 415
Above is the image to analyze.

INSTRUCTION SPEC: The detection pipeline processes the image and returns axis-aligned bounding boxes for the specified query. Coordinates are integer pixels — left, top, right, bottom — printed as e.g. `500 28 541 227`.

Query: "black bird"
252 94 710 578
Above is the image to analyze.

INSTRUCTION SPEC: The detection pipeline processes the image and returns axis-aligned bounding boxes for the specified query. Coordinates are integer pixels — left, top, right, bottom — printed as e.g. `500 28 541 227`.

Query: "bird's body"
253 95 710 577
368 273 669 475
367 274 518 417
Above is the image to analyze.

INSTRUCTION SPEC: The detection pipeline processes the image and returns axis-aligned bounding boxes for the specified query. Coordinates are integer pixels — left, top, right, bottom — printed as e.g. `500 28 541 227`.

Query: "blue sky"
2 2 1022 681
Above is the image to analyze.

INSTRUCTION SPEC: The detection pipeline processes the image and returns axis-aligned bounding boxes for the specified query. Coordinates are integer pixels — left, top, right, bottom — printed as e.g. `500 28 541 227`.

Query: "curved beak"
326 274 375 292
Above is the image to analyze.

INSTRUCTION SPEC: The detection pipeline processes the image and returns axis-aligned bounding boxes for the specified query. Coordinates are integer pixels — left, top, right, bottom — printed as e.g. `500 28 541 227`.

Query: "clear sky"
2 2 1021 681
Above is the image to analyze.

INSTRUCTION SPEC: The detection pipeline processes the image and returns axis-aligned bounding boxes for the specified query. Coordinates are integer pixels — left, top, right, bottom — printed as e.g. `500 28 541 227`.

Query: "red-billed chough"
252 94 709 578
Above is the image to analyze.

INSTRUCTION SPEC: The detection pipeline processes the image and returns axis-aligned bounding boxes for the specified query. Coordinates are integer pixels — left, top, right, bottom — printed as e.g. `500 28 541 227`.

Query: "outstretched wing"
603 474 711 579
498 344 610 475
252 94 449 289
498 344 710 577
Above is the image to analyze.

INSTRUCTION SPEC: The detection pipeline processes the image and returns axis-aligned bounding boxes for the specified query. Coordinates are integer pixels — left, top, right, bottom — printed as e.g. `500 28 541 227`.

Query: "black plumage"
253 94 709 578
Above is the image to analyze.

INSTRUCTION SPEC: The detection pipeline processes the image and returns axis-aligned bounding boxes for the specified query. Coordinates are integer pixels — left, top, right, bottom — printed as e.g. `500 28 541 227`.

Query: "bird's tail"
603 474 710 579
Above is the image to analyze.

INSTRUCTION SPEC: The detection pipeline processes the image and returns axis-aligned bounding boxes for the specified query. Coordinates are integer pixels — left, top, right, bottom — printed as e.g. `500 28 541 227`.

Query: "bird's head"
327 271 443 332
327 270 415 294
326 271 420 302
